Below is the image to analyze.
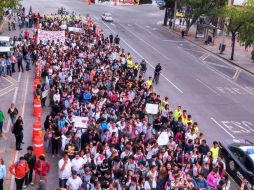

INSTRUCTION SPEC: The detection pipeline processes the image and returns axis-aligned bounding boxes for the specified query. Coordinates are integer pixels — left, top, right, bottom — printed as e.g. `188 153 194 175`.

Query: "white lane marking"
163 39 187 43
2 87 18 133
117 22 172 61
0 86 15 97
211 117 235 138
110 22 115 26
10 75 29 189
94 16 99 21
127 24 132 27
181 47 254 95
100 21 184 94
145 25 151 28
196 78 221 96
205 61 236 69
200 53 210 61
232 68 241 80
182 48 205 53
152 28 157 30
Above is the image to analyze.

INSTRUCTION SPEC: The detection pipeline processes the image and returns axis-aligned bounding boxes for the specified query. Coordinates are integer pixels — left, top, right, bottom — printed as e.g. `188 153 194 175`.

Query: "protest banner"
68 27 84 33
37 29 65 44
73 116 89 129
157 132 169 146
145 103 159 115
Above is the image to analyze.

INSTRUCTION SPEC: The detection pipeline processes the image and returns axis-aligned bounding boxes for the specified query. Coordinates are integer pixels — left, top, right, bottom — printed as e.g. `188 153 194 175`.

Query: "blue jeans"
6 65 12 76
11 116 17 125
0 65 6 76
26 61 30 70
59 178 68 188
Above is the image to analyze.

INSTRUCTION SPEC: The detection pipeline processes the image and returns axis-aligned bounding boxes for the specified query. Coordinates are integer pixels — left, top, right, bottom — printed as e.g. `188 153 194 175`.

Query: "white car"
0 36 12 53
101 13 113 22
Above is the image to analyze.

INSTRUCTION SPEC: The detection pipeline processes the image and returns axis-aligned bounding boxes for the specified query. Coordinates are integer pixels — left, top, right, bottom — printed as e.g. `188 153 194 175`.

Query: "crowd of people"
0 8 234 190
32 12 232 190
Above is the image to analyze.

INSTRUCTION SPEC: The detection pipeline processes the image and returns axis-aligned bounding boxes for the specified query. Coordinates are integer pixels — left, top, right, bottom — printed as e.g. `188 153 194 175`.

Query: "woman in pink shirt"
207 167 221 189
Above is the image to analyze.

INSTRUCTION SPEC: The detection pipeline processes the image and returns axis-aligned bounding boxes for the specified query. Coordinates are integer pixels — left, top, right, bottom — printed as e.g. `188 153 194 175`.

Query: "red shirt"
9 161 29 179
34 160 50 176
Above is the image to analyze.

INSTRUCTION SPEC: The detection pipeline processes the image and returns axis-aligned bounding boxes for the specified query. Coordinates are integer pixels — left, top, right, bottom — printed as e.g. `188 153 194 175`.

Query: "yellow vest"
127 60 133 68
174 109 182 121
211 147 219 160
146 79 153 87
134 64 139 70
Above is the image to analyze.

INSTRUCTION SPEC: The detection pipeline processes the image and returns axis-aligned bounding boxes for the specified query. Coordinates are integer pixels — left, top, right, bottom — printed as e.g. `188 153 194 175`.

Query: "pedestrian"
0 110 4 137
12 116 24 151
0 57 6 77
181 30 185 38
114 35 120 47
58 154 72 188
0 158 6 190
25 51 31 71
52 126 61 157
8 103 19 125
6 57 12 76
9 156 29 190
109 33 113 44
251 49 254 63
66 170 82 190
24 146 36 187
17 51 24 72
34 155 51 188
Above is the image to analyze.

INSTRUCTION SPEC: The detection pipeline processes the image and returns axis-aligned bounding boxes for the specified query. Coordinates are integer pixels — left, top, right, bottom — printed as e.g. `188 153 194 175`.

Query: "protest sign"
73 116 89 129
157 132 169 146
37 29 65 44
68 27 84 33
145 103 159 115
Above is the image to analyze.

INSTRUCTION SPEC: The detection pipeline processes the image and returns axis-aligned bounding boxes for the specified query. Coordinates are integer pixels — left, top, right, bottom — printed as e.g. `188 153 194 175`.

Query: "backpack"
80 180 92 190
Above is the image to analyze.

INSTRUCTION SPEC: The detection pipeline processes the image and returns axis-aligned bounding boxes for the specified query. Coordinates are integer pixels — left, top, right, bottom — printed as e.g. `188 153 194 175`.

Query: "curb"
161 25 254 76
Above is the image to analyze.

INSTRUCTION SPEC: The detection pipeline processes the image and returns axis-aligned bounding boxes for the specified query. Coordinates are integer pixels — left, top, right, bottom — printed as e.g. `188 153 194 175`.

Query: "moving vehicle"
101 13 113 22
219 139 254 190
156 0 165 10
0 36 12 53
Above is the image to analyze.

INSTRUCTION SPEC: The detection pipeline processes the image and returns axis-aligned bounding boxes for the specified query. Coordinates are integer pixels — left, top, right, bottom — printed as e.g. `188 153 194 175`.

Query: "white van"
0 36 12 53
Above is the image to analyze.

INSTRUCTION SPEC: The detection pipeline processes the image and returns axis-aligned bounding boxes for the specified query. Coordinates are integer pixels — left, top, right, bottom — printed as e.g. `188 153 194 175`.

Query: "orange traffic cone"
33 136 44 158
33 99 42 117
32 122 42 142
33 79 40 92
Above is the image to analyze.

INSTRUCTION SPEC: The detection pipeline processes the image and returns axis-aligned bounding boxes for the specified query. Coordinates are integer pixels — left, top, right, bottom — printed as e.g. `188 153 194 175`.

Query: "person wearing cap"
34 155 50 186
9 156 29 190
66 170 82 190
58 154 72 188
24 146 36 187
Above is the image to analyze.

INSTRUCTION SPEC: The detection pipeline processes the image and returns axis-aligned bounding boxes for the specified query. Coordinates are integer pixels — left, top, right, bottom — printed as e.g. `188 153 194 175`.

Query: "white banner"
145 103 159 115
68 27 84 33
37 30 65 44
157 132 169 146
73 116 89 129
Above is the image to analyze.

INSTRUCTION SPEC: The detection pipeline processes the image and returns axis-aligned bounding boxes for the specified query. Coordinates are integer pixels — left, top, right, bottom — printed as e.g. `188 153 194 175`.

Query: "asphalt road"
2 0 254 189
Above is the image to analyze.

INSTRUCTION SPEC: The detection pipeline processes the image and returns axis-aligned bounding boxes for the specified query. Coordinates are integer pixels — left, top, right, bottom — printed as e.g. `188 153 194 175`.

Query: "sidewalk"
165 25 254 75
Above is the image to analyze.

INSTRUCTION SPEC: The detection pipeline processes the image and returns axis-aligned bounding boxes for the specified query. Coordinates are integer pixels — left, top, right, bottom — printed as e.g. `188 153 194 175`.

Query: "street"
1 0 254 189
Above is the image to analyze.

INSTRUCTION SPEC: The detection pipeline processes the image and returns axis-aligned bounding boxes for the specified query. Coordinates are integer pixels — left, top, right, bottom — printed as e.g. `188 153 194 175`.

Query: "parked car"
219 139 254 190
101 13 113 22
0 36 12 54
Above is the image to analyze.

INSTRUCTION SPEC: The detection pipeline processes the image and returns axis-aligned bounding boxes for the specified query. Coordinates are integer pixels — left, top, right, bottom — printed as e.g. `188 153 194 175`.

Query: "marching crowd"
35 13 231 190
0 10 234 190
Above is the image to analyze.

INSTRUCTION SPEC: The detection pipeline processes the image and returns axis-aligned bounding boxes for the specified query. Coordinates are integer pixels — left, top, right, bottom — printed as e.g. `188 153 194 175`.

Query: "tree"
223 0 254 60
180 0 226 33
0 0 18 17
163 0 175 26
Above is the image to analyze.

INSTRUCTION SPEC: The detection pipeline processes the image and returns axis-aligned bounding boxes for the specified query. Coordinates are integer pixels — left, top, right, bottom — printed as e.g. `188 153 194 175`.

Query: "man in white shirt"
71 153 85 175
59 154 72 188
66 171 82 190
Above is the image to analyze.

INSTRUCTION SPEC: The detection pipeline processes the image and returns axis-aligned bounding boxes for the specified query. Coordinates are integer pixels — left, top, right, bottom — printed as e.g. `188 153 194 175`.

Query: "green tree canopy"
223 0 254 59
0 0 18 17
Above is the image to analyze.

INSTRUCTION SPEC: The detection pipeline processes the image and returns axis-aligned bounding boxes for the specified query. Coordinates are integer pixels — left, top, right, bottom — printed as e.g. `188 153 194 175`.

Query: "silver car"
101 13 113 22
